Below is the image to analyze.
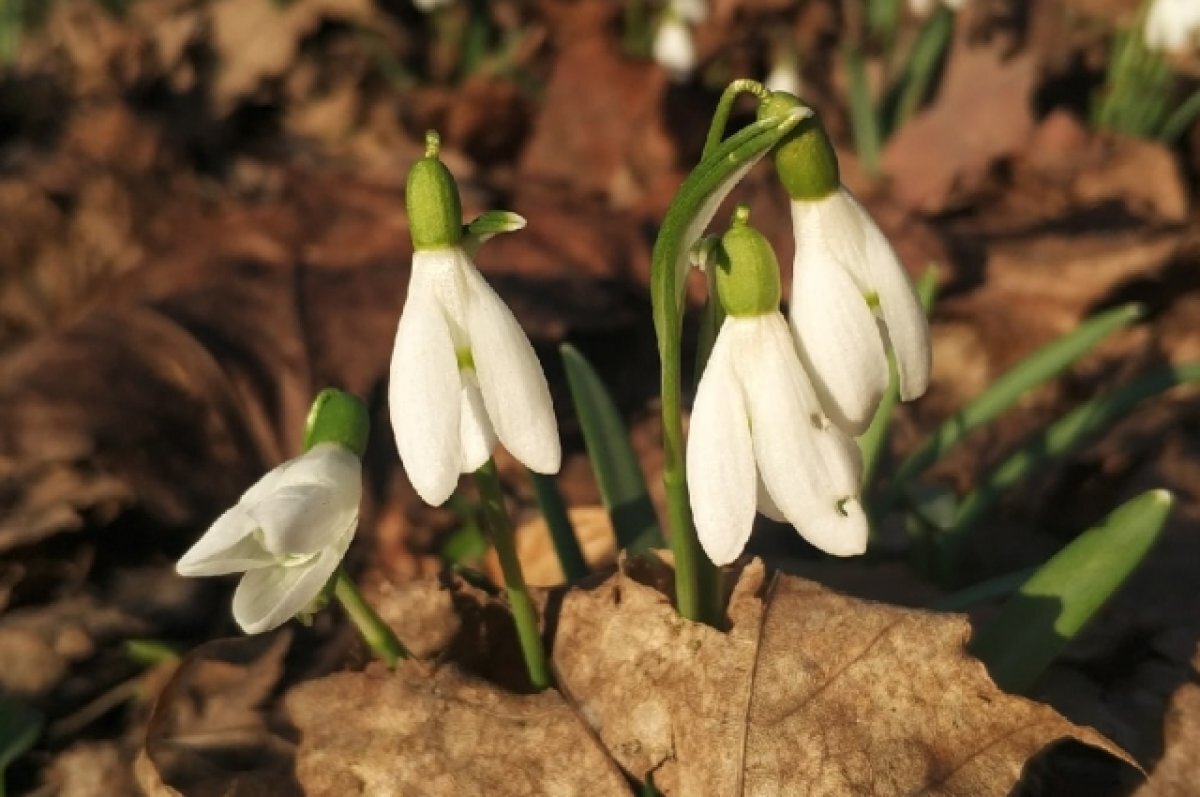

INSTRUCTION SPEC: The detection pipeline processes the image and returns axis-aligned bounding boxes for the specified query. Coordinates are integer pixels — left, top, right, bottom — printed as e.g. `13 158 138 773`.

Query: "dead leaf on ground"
553 557 1136 795
486 505 618 586
1136 644 1200 796
883 26 1036 213
140 630 301 797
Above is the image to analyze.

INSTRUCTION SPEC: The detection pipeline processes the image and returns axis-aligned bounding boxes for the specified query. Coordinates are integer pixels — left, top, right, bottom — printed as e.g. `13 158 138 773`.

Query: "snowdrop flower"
688 208 867 565
413 0 453 11
1145 0 1200 53
176 390 367 634
761 92 931 435
390 133 560 506
654 13 697 81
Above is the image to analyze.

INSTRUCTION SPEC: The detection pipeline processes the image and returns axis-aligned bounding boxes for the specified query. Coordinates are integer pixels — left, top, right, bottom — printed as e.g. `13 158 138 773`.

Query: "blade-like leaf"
0 692 42 797
940 362 1200 569
970 490 1172 693
881 302 1143 511
528 470 588 582
845 46 882 179
561 344 663 552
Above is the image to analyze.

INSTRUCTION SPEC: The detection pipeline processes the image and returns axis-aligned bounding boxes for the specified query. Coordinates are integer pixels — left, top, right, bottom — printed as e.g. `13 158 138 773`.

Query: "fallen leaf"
286 662 633 797
486 505 619 586
141 631 301 797
1136 644 1200 796
552 557 1136 795
883 29 1037 213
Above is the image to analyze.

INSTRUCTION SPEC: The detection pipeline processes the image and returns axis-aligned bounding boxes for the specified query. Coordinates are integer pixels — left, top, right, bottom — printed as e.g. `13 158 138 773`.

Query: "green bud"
715 206 781 318
304 388 370 458
406 131 463 250
757 92 840 201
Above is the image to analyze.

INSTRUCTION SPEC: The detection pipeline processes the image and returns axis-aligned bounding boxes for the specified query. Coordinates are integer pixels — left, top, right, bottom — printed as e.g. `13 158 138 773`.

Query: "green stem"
529 470 588 582
475 459 551 690
702 79 769 159
334 567 409 667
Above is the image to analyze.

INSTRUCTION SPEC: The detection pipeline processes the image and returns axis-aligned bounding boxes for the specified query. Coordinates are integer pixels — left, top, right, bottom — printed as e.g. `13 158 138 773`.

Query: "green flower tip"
757 92 840 201
407 131 462 250
714 205 781 317
304 388 370 458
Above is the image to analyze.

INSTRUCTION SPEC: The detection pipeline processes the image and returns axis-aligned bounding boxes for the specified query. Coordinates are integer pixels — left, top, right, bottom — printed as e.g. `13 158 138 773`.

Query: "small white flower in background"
654 14 697 81
788 187 931 435
391 247 561 505
176 443 361 634
391 135 559 506
413 0 454 12
907 0 967 16
1145 0 1200 53
688 210 867 565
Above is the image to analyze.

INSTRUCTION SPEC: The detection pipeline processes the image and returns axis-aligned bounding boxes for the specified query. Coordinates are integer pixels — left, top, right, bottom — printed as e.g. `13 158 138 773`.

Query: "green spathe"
758 92 840 201
406 131 463 250
715 207 781 318
304 388 370 457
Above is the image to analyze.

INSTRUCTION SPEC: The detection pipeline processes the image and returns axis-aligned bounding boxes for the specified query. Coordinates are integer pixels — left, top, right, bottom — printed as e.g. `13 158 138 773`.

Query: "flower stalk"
475 458 551 690
333 567 409 666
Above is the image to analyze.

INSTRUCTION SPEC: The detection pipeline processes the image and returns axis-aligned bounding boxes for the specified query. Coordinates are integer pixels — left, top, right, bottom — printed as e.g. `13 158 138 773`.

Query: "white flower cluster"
1144 0 1200 53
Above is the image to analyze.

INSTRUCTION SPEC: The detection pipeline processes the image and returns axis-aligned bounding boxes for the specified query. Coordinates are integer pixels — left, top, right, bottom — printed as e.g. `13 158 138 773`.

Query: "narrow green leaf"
528 471 588 582
882 302 1143 510
1160 87 1200 143
970 490 1172 693
887 5 953 134
0 692 42 797
940 362 1200 570
124 639 181 667
860 266 938 490
561 344 663 552
845 46 882 179
929 566 1036 612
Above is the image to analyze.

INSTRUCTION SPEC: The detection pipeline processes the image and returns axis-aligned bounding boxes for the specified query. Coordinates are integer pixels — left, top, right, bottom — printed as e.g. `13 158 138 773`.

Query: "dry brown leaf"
882 30 1036 213
553 558 1136 795
141 631 301 797
286 662 633 796
1136 644 1200 796
486 505 619 586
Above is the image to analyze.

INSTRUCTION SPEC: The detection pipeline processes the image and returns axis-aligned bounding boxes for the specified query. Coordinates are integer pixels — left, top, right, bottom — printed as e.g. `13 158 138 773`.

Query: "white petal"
231 519 355 634
250 444 361 556
459 374 497 473
735 315 867 557
756 476 786 523
844 190 931 402
390 254 464 505
653 19 696 80
461 256 561 474
176 505 274 576
686 329 757 566
790 239 889 435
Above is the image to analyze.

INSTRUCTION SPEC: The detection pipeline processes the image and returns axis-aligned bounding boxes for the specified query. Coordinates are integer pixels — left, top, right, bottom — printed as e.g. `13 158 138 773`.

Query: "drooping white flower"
788 187 931 435
1145 0 1200 53
390 246 560 505
689 314 868 564
176 443 360 634
654 15 696 81
687 209 867 565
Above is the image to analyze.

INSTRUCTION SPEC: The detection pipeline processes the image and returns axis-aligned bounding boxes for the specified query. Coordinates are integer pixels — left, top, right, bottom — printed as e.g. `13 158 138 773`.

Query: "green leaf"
528 471 588 582
928 566 1036 612
845 46 882 179
882 302 1143 512
939 362 1200 571
0 692 42 797
970 489 1172 693
561 344 663 552
886 5 953 135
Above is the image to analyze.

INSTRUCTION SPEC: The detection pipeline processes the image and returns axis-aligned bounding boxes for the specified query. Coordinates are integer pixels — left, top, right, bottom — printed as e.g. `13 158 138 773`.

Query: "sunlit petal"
250 444 361 556
462 256 561 474
738 315 867 557
687 328 757 566
176 505 273 576
390 255 463 505
790 241 889 434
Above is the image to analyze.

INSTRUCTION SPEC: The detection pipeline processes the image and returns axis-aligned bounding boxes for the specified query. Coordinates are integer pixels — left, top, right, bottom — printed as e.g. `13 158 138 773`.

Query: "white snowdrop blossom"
689 315 868 564
654 16 696 80
1144 0 1200 53
413 0 453 12
687 212 867 565
789 187 931 435
390 246 560 505
176 443 361 634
